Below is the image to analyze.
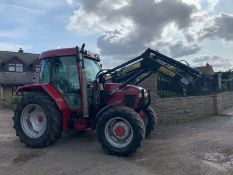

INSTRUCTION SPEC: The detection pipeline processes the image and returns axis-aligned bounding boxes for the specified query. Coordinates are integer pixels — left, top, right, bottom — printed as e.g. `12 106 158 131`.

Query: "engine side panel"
103 83 144 110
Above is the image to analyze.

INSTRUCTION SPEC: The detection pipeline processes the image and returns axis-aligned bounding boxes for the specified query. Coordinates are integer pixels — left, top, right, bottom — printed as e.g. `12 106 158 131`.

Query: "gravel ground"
1 108 233 175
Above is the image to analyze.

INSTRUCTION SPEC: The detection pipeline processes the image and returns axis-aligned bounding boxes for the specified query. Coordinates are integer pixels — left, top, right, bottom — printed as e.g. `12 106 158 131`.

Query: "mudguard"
92 101 122 129
16 84 71 131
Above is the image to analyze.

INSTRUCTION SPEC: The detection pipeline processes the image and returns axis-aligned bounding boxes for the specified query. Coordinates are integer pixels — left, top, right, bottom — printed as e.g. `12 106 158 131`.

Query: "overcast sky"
0 0 233 71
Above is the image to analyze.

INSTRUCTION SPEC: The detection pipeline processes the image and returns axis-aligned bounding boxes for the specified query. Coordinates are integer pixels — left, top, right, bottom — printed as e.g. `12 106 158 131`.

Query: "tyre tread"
97 107 145 156
144 106 157 138
13 92 62 148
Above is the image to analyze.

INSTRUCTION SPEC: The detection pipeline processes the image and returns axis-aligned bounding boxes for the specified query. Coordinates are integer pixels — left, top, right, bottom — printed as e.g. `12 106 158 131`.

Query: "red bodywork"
16 47 144 132
16 83 144 132
104 83 144 109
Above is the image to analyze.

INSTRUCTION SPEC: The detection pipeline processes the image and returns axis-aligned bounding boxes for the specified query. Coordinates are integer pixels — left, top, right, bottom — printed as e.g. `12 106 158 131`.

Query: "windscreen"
40 56 100 84
84 58 100 82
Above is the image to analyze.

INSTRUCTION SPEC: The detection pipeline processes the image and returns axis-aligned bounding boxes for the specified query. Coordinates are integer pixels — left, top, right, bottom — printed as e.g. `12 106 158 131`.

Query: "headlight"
139 89 147 98
144 90 148 98
139 93 142 98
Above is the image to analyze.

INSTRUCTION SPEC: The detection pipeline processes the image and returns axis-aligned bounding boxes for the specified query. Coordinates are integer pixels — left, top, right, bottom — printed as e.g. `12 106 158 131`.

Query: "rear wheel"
13 92 62 148
97 107 145 156
143 106 157 138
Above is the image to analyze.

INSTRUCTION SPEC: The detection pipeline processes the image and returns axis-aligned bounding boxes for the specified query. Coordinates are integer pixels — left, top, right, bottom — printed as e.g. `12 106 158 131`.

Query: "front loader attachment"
98 48 200 91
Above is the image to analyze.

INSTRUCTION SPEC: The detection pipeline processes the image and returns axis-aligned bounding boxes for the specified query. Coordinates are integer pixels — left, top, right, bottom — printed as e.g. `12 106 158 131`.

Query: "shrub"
11 95 21 105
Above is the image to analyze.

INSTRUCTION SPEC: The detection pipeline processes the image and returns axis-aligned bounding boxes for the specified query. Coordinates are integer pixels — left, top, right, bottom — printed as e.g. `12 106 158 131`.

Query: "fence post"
214 93 223 114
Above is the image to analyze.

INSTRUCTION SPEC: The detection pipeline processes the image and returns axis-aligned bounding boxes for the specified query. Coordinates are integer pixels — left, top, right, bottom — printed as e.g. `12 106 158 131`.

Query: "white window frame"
16 64 23 72
8 63 23 72
8 64 15 72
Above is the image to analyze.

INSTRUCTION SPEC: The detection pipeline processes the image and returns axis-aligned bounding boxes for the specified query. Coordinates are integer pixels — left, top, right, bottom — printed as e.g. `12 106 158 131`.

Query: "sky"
0 0 233 71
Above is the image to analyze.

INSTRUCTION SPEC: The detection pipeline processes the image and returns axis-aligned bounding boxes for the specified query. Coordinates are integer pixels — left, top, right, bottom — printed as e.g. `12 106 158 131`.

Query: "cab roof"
39 47 100 61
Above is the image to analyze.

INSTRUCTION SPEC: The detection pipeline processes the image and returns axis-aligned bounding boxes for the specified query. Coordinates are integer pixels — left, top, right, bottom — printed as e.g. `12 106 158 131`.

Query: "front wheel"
143 106 157 138
97 107 145 156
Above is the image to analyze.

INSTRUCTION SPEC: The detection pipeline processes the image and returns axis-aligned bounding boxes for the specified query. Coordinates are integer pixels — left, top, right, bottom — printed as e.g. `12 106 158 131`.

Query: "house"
195 63 215 75
0 48 39 106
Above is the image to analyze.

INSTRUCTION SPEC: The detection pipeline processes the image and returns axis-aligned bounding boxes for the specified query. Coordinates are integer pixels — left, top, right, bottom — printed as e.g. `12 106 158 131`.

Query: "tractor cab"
39 47 100 110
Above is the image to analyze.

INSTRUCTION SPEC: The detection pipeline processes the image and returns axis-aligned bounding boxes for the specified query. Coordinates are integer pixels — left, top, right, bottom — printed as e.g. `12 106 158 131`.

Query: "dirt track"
1 108 233 175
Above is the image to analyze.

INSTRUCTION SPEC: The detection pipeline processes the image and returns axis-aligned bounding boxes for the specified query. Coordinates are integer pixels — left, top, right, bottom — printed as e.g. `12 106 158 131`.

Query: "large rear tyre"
97 107 145 156
13 92 62 148
143 106 157 138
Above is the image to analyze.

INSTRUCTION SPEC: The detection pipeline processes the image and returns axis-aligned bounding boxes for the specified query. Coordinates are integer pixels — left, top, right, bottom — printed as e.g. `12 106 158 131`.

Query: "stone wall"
137 74 233 123
0 85 16 107
3 87 13 104
219 92 233 110
149 92 233 124
138 74 157 106
153 95 216 123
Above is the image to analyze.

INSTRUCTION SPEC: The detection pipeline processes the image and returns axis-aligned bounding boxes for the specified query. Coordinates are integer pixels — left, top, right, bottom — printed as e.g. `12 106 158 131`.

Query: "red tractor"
13 44 200 156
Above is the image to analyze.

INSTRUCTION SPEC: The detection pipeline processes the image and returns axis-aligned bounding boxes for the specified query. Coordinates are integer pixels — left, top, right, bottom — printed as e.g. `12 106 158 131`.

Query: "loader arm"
97 48 200 93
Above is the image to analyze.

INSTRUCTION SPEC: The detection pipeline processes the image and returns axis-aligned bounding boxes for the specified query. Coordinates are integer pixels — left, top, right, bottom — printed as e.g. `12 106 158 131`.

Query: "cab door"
52 56 81 109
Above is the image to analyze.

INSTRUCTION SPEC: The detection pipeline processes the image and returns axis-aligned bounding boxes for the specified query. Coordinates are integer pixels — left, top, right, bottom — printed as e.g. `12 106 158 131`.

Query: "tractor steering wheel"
57 77 70 93
95 69 110 81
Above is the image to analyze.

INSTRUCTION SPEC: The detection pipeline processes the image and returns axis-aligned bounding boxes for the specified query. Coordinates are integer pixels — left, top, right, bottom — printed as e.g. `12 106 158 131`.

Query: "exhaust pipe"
77 44 89 118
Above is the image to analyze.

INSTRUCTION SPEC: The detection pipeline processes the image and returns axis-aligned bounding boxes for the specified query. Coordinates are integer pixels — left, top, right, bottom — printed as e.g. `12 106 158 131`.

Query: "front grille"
124 95 136 108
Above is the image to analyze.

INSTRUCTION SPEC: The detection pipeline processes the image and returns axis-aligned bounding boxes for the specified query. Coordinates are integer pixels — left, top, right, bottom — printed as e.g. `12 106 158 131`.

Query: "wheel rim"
21 104 47 138
104 117 133 148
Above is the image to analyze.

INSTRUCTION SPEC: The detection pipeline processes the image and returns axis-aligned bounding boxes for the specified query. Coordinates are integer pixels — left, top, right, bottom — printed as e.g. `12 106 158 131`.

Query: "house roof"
195 63 215 75
0 49 39 66
0 72 37 85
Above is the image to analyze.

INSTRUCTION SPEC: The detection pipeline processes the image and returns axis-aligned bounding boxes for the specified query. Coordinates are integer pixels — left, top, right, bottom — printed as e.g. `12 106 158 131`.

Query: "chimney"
18 48 24 53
